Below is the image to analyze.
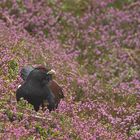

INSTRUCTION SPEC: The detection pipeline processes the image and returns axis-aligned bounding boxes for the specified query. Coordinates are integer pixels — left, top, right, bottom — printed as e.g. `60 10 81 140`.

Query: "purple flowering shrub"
0 0 140 139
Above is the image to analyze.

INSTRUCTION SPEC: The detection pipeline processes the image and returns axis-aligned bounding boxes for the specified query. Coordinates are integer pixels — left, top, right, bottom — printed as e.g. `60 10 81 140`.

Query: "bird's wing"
20 66 34 81
49 80 64 99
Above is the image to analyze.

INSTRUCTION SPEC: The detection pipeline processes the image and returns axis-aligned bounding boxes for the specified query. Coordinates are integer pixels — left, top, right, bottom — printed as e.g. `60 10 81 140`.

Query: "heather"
0 0 140 139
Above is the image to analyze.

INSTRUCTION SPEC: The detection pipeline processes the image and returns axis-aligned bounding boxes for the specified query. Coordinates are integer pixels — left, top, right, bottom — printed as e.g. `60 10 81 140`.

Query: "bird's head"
35 66 56 82
26 66 56 84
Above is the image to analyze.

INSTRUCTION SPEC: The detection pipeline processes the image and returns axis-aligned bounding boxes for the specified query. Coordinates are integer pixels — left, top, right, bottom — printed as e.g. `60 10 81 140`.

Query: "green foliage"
69 133 81 140
129 125 140 136
107 0 135 9
17 98 34 110
60 114 72 128
8 59 18 80
35 124 48 138
59 114 81 139
12 39 33 61
16 0 27 13
71 80 85 102
125 67 135 82
26 136 36 140
0 122 4 133
35 124 60 139
61 0 89 16
126 94 137 106
5 109 14 122
43 29 49 38
74 87 84 102
17 112 23 121
0 0 13 9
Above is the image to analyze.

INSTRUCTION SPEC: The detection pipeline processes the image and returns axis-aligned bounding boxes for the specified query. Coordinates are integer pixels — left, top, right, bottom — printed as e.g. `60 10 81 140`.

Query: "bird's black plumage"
18 65 64 111
16 68 56 111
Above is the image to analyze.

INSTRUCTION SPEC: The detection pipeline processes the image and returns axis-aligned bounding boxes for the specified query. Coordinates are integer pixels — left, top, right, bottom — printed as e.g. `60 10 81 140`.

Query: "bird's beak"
47 69 56 75
18 84 21 88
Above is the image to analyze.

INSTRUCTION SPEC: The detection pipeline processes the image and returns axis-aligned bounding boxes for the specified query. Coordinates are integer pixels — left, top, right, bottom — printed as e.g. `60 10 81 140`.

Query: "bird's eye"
46 76 50 81
46 74 52 81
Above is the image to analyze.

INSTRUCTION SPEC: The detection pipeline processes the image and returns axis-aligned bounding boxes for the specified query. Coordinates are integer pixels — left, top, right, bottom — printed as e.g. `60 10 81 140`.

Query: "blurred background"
0 0 140 139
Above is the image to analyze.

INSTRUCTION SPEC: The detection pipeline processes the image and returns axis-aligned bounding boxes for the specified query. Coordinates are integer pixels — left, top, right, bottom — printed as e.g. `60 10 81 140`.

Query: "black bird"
16 67 56 111
19 65 64 110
